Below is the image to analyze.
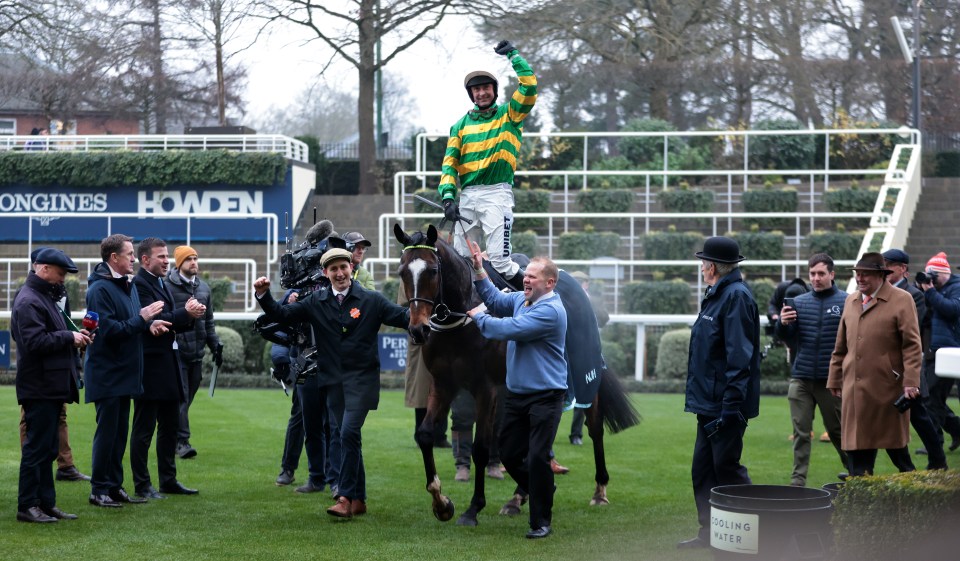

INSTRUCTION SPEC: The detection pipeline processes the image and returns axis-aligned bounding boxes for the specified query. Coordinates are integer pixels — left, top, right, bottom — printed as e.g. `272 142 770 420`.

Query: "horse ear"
393 223 410 246
427 224 438 245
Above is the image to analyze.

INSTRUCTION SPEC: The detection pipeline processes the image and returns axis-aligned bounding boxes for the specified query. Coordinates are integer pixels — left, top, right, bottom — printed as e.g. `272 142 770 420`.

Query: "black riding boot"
505 269 525 292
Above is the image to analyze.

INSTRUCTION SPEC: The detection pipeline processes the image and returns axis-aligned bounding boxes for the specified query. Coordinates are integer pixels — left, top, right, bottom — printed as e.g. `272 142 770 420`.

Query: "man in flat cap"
254 247 410 519
827 253 923 477
12 248 91 522
679 237 761 549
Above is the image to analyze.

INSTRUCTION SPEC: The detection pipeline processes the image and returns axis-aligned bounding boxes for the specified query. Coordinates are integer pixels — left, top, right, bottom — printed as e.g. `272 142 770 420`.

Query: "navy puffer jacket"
775 284 845 380
685 268 761 418
924 274 960 352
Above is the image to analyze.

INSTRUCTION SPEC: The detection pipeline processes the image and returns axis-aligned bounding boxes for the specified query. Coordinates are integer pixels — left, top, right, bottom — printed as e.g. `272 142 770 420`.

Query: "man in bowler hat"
679 237 761 549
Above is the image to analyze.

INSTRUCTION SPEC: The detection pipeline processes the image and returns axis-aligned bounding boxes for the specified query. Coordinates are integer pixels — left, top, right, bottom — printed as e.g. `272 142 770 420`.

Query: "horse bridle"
402 244 470 328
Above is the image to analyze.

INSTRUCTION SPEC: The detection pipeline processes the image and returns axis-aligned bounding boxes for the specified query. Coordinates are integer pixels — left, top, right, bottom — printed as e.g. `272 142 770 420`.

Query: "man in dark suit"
131 238 205 499
13 248 90 522
86 234 167 508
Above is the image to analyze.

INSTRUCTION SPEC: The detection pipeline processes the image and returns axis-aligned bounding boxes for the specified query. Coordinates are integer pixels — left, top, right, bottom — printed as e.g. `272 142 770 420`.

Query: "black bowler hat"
695 236 745 264
851 252 892 275
33 248 78 274
881 249 909 265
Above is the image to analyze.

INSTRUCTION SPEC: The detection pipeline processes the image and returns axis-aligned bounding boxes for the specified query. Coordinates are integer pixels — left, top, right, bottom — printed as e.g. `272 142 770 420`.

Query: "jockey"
439 39 537 291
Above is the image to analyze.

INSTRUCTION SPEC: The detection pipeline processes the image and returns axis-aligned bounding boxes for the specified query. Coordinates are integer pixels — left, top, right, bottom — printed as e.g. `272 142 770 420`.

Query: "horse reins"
402 244 471 330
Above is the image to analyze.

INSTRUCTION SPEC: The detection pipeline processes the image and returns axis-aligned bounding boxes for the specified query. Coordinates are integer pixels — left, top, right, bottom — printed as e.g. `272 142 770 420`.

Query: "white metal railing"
0 257 260 313
411 127 920 198
364 256 859 315
377 211 877 272
0 134 310 163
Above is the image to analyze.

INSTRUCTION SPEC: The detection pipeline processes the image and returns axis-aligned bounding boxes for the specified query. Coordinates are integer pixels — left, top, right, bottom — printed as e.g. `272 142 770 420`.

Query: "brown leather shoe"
56 466 91 482
351 499 367 516
326 496 353 518
550 458 569 475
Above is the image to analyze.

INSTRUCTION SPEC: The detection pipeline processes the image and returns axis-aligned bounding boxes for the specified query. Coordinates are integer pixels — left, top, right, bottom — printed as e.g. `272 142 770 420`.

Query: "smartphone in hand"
783 297 796 309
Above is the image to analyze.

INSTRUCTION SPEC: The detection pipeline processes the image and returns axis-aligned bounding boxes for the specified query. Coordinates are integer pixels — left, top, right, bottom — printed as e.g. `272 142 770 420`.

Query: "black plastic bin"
709 484 833 560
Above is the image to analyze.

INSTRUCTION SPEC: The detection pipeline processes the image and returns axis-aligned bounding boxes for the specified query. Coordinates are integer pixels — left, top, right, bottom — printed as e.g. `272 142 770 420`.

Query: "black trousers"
298 374 335 487
910 399 948 469
19 399 62 511
499 388 564 530
692 414 751 539
91 396 131 495
177 361 203 443
281 385 305 472
847 447 916 476
131 398 179 491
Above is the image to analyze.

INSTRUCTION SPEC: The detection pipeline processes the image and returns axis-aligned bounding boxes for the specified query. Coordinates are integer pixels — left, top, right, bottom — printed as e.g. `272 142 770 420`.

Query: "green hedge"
216 320 268 376
0 150 287 188
658 187 714 213
823 185 878 229
741 187 797 230
807 230 865 260
576 189 634 228
513 188 551 230
934 151 960 177
557 231 620 260
200 325 245 375
654 329 691 379
512 230 541 257
380 276 400 304
643 230 703 278
623 280 694 314
833 470 960 561
748 278 777 312
732 231 785 261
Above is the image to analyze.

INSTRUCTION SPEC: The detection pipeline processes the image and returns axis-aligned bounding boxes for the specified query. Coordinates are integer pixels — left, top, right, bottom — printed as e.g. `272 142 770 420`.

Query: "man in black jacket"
13 248 91 522
254 248 409 518
131 238 205 499
166 245 222 460
775 253 848 486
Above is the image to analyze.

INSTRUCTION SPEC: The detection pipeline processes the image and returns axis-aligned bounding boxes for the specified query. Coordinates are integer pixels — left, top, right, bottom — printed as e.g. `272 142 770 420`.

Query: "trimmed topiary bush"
823 185 879 229
643 228 704 278
658 185 714 213
748 278 777 314
654 328 691 380
202 325 244 374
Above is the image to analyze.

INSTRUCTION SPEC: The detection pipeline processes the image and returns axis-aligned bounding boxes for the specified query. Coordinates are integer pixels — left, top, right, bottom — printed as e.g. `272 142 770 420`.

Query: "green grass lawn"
0 387 939 561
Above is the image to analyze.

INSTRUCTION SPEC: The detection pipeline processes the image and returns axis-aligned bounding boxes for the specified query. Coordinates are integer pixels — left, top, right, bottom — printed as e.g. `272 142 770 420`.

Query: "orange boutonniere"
349 307 361 319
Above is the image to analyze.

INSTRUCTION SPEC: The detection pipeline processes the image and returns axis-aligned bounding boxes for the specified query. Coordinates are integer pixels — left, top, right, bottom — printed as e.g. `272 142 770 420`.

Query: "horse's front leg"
586 402 610 506
417 392 455 522
456 388 494 526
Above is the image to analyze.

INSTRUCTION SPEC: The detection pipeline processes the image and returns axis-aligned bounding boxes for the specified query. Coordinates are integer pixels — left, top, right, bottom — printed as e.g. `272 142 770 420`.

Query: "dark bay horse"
394 223 640 527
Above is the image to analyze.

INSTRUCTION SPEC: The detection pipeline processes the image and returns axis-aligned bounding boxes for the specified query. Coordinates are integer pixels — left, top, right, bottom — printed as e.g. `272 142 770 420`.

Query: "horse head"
395 223 441 344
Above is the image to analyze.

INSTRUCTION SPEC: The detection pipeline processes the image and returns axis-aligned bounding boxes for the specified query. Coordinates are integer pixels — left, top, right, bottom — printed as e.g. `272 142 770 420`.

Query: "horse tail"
597 368 641 434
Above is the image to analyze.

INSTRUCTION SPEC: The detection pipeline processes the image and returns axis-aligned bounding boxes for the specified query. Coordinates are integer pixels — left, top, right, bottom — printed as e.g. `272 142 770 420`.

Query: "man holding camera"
166 246 223 460
775 253 847 487
917 252 960 453
827 253 923 477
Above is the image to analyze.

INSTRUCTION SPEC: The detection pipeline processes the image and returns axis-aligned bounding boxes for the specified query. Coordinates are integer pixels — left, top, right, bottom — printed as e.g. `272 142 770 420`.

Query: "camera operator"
917 252 960 453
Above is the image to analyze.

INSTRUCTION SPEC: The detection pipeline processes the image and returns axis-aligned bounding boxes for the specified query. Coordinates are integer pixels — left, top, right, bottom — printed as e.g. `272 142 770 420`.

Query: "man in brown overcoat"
827 253 923 476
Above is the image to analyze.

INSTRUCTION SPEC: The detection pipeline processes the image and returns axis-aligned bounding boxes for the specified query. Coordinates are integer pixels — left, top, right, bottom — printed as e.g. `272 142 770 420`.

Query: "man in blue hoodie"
465 240 567 540
84 234 167 508
680 236 761 550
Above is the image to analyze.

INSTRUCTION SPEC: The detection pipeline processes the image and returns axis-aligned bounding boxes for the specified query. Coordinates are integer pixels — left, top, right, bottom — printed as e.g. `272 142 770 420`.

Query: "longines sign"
0 183 288 242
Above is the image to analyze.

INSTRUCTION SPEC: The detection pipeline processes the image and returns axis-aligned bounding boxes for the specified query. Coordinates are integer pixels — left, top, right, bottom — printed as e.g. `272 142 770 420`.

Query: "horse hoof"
456 514 478 526
433 498 455 522
499 499 522 516
590 497 610 506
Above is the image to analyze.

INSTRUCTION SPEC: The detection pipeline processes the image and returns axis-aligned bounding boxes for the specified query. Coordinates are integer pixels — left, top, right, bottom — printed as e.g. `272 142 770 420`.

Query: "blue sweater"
473 277 567 394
